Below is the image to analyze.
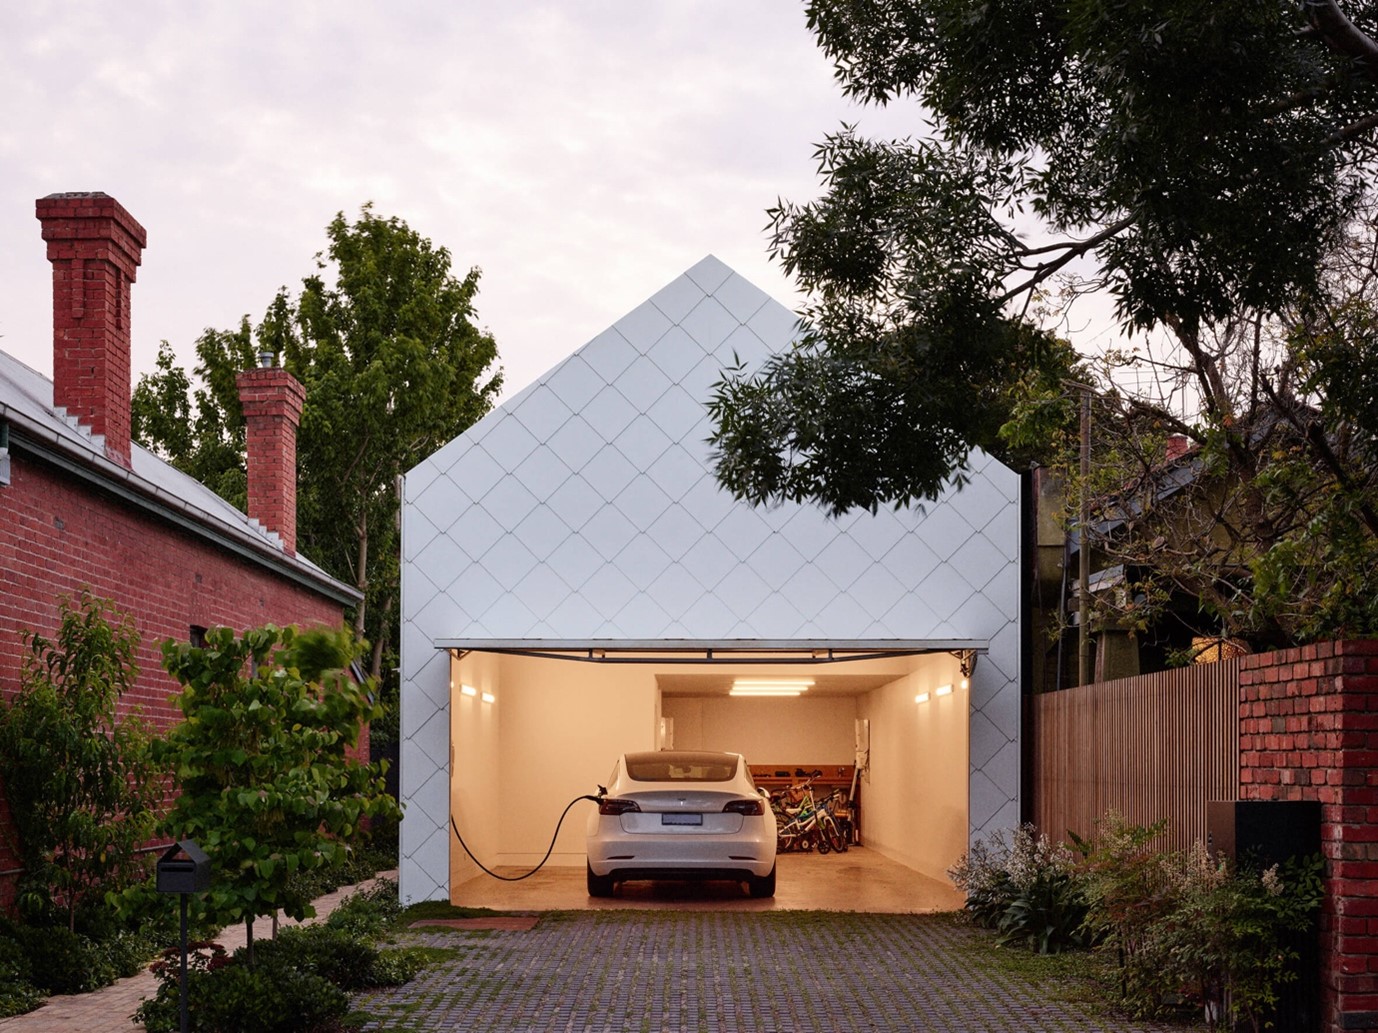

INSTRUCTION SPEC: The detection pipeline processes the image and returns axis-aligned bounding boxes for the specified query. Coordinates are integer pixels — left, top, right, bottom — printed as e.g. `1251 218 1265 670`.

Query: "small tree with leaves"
132 205 503 688
0 591 159 931
154 624 399 960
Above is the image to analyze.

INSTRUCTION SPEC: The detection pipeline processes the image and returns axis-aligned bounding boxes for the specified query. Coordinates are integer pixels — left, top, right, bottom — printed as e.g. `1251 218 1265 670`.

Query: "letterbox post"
156 840 211 1033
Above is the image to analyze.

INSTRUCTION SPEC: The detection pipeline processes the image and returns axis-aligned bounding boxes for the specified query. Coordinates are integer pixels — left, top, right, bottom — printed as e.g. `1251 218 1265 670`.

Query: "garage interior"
446 644 977 905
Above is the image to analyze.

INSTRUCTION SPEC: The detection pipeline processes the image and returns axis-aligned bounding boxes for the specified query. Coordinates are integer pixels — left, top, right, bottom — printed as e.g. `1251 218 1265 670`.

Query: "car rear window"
624 752 738 782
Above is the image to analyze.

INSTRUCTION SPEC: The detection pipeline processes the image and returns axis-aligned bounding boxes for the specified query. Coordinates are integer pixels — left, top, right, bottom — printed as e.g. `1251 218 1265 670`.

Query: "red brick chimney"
236 362 306 556
35 192 147 469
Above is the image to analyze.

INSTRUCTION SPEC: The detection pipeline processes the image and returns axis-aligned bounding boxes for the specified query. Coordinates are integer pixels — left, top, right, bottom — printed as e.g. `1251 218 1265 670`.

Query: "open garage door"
439 640 995 900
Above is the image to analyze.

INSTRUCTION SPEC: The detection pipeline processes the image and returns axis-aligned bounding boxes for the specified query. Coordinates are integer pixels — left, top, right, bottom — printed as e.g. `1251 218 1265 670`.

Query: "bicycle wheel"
827 821 849 853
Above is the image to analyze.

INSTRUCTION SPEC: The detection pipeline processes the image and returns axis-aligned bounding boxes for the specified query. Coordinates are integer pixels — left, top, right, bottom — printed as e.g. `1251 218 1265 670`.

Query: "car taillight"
599 798 641 816
723 799 764 816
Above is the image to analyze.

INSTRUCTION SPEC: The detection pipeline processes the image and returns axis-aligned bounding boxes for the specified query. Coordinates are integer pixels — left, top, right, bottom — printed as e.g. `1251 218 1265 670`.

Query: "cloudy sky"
1 1 934 402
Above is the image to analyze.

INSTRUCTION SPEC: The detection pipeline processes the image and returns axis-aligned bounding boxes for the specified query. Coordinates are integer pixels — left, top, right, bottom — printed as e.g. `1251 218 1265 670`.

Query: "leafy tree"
711 0 1378 506
154 624 400 959
0 592 159 931
710 0 1378 649
133 205 502 683
1013 201 1378 655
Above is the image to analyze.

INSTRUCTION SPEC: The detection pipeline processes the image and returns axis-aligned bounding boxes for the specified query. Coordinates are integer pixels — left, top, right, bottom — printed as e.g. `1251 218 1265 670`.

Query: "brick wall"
1240 640 1378 1033
0 450 357 895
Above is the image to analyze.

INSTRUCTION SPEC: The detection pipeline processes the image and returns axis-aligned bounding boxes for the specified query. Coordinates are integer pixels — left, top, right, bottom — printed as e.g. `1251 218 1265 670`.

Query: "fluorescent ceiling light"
460 684 478 697
915 692 930 704
481 691 496 704
730 677 813 697
935 684 953 697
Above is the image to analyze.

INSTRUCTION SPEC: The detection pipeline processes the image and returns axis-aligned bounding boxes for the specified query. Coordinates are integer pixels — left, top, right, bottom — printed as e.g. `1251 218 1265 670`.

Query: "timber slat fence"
1031 660 1241 852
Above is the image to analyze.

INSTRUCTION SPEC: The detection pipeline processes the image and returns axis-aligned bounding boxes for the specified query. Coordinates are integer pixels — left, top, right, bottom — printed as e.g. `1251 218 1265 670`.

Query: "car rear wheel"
587 863 615 898
747 864 776 899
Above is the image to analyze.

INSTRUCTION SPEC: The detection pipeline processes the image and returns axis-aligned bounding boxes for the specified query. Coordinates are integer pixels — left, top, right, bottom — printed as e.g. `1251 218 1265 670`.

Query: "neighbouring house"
1032 419 1305 692
0 192 361 902
398 255 1025 905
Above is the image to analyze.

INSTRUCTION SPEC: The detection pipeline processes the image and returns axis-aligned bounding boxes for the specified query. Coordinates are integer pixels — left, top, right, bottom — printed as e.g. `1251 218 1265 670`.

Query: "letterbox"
156 840 212 895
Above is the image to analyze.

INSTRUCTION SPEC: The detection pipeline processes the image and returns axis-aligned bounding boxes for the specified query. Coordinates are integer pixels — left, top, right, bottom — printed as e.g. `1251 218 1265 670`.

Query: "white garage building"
398 256 1023 903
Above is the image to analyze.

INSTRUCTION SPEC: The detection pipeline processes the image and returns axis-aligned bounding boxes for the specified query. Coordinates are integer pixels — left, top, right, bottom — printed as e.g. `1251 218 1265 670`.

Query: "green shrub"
0 981 44 1020
1081 812 1325 1032
96 928 160 980
136 961 347 1033
950 823 1096 954
246 925 379 990
324 878 401 940
8 924 113 994
137 939 349 1033
367 947 429 986
0 593 160 931
0 933 43 1018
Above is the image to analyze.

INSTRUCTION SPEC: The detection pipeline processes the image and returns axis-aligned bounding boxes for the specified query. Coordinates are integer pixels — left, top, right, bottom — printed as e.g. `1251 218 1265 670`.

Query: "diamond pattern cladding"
398 255 1024 899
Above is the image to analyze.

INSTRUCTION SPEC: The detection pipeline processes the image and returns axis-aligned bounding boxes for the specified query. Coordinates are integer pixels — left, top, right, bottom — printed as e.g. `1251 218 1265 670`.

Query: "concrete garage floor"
451 845 966 912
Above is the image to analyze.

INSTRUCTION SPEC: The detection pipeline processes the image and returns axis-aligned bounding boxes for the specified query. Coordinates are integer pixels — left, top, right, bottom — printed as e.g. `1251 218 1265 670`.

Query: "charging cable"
450 793 603 881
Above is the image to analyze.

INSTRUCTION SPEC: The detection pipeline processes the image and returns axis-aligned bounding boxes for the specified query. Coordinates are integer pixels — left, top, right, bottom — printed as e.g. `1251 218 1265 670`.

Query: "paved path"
0 870 398 1033
355 910 1204 1033
4 870 1205 1032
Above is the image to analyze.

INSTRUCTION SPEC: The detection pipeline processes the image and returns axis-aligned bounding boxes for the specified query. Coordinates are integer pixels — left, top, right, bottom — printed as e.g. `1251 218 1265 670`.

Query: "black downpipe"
1020 469 1036 827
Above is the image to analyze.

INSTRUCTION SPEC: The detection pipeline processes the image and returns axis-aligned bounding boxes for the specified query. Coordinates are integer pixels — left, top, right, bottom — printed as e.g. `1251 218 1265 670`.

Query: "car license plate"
662 813 703 826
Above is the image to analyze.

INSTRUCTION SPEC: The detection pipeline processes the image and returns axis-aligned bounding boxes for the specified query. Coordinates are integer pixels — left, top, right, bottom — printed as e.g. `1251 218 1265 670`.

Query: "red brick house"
0 192 361 897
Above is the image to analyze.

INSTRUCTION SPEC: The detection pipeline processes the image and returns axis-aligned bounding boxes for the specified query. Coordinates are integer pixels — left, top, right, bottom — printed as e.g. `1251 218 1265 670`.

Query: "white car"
586 750 777 898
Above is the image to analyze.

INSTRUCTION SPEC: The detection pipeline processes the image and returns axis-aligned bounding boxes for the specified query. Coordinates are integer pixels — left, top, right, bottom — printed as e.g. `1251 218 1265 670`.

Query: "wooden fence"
1030 659 1241 852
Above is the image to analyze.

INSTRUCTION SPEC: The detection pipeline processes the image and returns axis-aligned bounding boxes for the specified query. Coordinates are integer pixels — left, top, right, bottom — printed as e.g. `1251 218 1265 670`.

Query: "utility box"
156 840 212 895
1206 799 1321 866
1207 800 1321 1033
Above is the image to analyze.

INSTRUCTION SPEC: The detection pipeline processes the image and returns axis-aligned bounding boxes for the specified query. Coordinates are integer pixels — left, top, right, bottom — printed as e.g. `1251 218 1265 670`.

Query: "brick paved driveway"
356 910 1202 1033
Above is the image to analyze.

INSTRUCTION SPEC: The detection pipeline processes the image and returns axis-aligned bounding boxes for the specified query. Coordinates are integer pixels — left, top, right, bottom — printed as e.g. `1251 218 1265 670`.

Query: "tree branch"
1258 372 1378 536
1306 0 1378 84
998 215 1138 304
1325 111 1378 147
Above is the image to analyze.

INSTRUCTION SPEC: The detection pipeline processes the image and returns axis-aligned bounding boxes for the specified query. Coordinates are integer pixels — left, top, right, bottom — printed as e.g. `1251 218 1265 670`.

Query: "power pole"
1078 386 1092 686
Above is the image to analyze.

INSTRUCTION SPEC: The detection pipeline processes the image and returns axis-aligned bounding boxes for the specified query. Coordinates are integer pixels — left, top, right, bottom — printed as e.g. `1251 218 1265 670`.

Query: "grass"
943 912 1206 1030
397 900 502 922
361 906 1210 1032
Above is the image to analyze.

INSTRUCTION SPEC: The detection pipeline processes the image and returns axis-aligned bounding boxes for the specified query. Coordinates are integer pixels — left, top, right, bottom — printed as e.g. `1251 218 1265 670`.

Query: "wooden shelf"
749 763 855 789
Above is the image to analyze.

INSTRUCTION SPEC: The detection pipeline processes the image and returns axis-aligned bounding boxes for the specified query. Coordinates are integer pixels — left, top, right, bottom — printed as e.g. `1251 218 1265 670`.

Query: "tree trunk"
353 507 369 639
370 590 395 681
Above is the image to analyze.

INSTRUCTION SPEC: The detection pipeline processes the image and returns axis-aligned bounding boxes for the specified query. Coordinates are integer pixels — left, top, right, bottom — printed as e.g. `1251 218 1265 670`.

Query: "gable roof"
403 255 1020 646
0 349 358 605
